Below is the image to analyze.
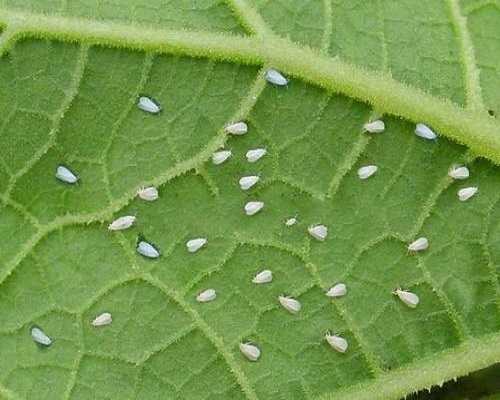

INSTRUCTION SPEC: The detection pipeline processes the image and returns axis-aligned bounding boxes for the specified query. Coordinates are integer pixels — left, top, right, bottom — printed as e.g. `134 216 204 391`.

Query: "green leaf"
0 1 499 400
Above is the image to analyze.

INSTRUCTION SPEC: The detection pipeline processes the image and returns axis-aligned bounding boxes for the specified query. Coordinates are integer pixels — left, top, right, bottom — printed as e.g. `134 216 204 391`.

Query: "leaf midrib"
0 9 499 163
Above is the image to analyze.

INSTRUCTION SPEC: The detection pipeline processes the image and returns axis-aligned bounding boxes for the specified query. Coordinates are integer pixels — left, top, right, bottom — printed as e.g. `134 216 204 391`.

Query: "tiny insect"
266 69 289 86
448 166 469 180
325 332 348 353
108 215 136 231
239 342 261 361
415 123 437 140
252 269 273 284
246 148 267 163
138 96 161 114
31 326 52 346
239 175 260 190
91 312 112 327
363 120 385 133
278 295 301 314
196 288 217 303
137 186 159 201
226 122 248 135
357 165 378 180
308 224 328 242
212 150 232 165
458 186 478 201
186 237 207 253
393 287 419 308
326 283 347 298
407 237 429 252
136 240 160 259
285 215 298 227
56 165 78 184
245 201 264 216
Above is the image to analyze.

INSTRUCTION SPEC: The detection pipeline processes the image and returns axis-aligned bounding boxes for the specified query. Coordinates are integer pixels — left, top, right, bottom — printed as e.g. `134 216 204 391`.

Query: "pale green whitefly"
31 326 52 346
246 148 267 163
326 283 347 298
138 96 161 114
325 333 348 353
393 288 420 308
225 122 248 135
137 186 159 201
252 269 273 284
278 295 301 313
285 216 298 227
212 150 232 165
308 224 328 241
55 165 78 184
91 312 113 327
196 289 217 303
136 240 160 259
363 120 385 133
407 237 429 252
458 186 478 201
186 237 207 253
357 165 378 180
448 166 470 180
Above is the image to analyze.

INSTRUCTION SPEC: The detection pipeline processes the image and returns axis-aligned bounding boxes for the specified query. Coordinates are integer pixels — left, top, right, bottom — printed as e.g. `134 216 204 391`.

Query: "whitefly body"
212 150 232 165
357 165 378 180
448 166 469 180
308 224 328 241
265 69 289 86
252 269 273 284
186 237 207 253
196 289 217 303
138 96 161 114
458 187 478 201
226 122 248 135
415 123 437 140
239 175 260 190
136 240 160 259
325 333 348 353
245 201 264 216
407 237 429 252
278 295 301 313
239 342 261 361
108 215 136 231
363 120 385 134
137 186 159 201
92 312 113 327
246 148 267 163
285 216 298 227
393 288 419 308
326 283 347 298
31 326 52 346
56 165 78 184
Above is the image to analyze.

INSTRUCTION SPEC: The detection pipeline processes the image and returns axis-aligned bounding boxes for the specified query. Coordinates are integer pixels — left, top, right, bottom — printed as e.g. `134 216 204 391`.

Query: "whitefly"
31 326 52 346
138 96 161 114
56 165 78 184
265 69 289 86
136 240 160 259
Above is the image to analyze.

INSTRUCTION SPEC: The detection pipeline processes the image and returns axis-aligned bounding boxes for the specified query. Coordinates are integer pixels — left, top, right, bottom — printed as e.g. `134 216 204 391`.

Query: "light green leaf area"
0 1 499 400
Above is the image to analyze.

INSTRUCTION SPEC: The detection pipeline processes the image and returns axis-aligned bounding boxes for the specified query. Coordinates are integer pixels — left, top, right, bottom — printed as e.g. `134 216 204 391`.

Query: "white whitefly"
448 166 469 180
265 69 289 86
458 186 478 201
326 283 347 298
357 165 378 180
278 295 301 314
308 224 328 242
56 165 78 184
108 215 136 231
415 123 437 140
186 237 207 253
91 312 112 327
285 216 298 227
239 342 261 361
246 148 267 163
31 327 52 346
245 201 264 216
212 150 232 165
252 269 273 284
239 175 260 190
226 121 248 135
407 237 429 252
393 288 419 308
138 96 161 114
196 289 217 303
363 120 385 133
137 186 159 201
136 240 160 259
325 333 348 353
